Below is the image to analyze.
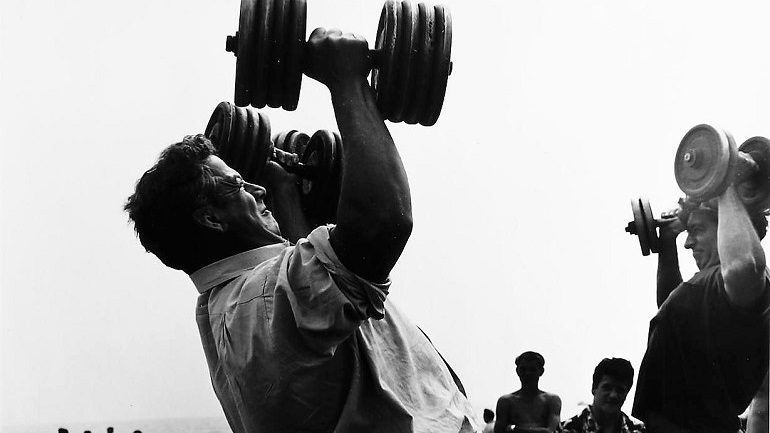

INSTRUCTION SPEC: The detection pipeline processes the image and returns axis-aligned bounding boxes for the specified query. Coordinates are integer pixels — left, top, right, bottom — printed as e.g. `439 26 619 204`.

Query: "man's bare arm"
495 397 512 433
718 185 766 308
656 214 684 307
304 28 412 282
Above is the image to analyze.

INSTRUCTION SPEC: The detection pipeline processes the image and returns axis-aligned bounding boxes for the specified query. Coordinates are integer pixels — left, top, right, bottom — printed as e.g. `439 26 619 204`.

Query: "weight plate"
266 0 287 108
674 124 734 200
273 129 294 151
239 107 261 182
640 197 659 254
404 3 434 125
251 110 273 182
390 0 418 122
300 130 336 220
737 136 770 210
630 198 651 256
251 0 273 108
229 106 250 173
288 130 310 156
235 0 258 106
371 0 399 119
283 0 306 111
421 4 452 126
205 102 235 156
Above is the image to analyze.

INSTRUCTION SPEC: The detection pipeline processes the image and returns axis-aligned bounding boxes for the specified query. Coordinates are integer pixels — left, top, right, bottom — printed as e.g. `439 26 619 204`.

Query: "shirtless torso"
495 390 561 433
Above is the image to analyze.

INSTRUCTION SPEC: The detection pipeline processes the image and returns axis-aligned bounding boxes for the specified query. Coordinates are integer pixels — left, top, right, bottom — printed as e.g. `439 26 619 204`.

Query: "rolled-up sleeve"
278 225 391 356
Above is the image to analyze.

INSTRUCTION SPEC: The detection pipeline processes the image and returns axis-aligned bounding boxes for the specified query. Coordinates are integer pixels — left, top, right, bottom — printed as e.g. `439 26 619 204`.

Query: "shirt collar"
189 242 289 294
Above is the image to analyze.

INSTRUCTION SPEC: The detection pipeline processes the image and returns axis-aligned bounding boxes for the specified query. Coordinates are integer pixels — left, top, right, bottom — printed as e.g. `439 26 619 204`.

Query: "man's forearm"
656 239 682 307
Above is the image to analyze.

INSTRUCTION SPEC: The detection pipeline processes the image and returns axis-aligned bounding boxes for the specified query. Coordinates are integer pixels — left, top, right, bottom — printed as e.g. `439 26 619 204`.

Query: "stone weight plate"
421 3 451 126
283 0 306 111
674 124 734 200
235 0 258 106
403 3 434 125
371 0 399 119
205 102 235 156
266 0 288 108
737 136 770 210
390 0 418 123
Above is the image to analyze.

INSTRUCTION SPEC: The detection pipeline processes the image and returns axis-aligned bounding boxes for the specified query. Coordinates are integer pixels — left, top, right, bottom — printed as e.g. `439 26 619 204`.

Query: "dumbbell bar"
204 102 343 224
675 124 770 210
625 197 660 256
226 0 452 126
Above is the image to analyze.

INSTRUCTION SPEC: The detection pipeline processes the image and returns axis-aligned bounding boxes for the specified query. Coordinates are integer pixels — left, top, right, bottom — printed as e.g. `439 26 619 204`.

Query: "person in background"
495 351 562 433
561 358 645 433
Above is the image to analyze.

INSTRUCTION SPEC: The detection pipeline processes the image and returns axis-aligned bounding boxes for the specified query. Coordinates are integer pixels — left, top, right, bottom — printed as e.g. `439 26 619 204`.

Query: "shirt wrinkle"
194 225 477 433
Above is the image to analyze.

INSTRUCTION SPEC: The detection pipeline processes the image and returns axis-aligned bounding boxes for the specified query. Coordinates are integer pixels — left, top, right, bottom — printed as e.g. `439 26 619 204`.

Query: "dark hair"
679 201 768 240
483 408 495 423
515 351 545 369
592 358 634 391
124 134 219 270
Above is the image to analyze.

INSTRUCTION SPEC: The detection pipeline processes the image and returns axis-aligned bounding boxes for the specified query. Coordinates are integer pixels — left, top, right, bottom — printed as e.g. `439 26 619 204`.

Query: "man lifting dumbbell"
125 27 476 433
630 125 770 433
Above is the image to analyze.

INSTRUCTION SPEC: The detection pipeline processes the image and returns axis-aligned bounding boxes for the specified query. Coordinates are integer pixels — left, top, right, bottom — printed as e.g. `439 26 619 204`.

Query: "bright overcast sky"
2 0 770 428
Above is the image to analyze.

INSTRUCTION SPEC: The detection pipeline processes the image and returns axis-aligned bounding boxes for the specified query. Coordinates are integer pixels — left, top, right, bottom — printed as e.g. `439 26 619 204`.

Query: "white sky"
2 0 770 427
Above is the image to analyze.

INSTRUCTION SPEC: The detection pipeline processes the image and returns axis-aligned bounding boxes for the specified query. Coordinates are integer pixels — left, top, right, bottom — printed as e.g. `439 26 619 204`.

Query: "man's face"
592 375 629 416
516 359 543 385
204 156 283 246
684 211 719 270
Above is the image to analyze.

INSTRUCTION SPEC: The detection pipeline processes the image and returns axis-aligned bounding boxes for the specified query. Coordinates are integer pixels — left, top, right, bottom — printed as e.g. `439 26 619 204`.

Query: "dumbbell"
225 0 452 126
204 101 343 224
674 124 770 210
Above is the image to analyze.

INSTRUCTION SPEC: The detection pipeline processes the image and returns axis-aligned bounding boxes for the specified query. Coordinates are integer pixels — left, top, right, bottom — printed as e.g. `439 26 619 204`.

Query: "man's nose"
245 182 266 198
684 233 695 249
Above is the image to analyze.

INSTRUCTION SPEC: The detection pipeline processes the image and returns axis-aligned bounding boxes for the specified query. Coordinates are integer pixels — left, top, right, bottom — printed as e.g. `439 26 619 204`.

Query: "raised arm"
656 212 684 307
304 28 412 283
717 185 766 308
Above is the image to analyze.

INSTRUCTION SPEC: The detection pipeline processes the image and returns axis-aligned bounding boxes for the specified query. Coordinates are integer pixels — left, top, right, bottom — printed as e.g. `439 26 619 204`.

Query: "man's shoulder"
621 411 647 433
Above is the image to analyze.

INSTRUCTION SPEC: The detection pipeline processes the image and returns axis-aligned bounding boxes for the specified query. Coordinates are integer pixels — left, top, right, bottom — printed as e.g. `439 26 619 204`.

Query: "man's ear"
193 206 226 232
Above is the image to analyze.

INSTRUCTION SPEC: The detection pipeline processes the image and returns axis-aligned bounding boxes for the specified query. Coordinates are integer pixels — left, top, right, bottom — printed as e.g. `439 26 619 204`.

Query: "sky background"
2 0 770 428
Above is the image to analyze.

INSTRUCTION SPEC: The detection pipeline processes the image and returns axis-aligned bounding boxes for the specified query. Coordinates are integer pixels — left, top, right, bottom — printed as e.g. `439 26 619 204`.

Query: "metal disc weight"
737 136 770 210
205 102 235 156
630 198 651 256
674 124 734 200
234 0 258 106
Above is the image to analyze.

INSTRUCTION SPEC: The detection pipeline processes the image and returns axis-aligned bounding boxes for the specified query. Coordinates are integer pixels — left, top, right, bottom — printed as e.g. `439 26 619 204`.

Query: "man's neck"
519 383 541 395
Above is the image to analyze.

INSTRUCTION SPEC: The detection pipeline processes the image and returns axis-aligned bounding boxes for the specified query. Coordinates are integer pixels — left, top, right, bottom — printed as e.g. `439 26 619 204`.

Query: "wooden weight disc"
205 102 235 157
266 0 288 108
737 136 770 210
403 3 434 125
229 106 251 173
234 0 258 106
390 0 418 122
674 124 735 200
372 1 400 119
251 0 273 108
421 3 452 126
283 0 306 111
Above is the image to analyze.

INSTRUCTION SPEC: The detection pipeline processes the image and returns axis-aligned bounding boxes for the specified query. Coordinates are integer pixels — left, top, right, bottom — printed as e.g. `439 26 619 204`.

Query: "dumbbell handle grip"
734 150 760 184
272 147 317 179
